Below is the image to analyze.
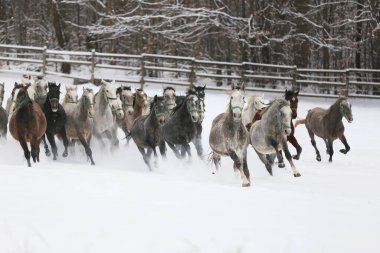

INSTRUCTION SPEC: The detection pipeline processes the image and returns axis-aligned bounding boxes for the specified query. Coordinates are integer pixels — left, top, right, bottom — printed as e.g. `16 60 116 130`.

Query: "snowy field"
0 73 379 253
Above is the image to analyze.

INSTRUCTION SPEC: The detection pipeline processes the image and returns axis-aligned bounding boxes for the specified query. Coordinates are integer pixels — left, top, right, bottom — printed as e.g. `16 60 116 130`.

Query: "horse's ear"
58 83 61 88
203 84 206 89
154 95 157 102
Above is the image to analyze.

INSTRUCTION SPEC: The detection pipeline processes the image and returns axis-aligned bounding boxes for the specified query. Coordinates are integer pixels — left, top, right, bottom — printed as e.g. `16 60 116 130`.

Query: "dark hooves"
242 182 251 187
45 150 51 157
316 156 321 162
292 155 300 160
339 149 347 154
62 151 68 158
294 173 301 177
278 163 285 168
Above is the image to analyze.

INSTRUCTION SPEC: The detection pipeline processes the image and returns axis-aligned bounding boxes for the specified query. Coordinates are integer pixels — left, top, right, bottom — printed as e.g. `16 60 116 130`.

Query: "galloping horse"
116 85 134 138
9 85 47 166
64 88 96 165
188 85 206 158
130 95 166 170
43 82 69 160
93 80 124 149
132 88 149 122
163 94 200 160
163 86 177 117
305 97 353 162
209 84 251 187
0 82 7 139
250 97 301 177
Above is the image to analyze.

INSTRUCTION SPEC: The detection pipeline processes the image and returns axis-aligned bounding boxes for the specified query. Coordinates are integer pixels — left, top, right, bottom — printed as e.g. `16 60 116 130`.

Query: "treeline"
0 0 379 70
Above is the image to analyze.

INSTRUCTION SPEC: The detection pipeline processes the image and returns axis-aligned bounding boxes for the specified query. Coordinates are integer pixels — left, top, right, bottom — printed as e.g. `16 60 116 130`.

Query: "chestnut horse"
9 85 47 166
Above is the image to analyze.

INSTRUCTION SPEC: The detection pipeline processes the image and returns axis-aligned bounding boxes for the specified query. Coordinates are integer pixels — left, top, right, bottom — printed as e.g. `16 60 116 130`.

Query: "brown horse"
132 88 150 122
9 85 47 167
250 89 302 159
305 97 353 162
116 85 134 138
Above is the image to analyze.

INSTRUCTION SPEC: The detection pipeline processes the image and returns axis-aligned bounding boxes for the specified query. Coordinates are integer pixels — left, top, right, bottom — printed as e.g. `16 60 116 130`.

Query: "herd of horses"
0 76 354 187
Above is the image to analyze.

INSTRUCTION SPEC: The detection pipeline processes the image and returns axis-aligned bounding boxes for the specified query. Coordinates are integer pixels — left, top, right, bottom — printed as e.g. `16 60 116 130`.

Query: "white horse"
93 80 124 149
209 84 251 187
242 94 265 128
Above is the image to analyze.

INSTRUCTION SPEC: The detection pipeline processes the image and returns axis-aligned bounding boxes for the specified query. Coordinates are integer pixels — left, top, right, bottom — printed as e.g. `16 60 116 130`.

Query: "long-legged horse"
209 84 250 187
43 82 69 160
130 95 166 170
93 80 124 150
64 88 96 165
9 85 47 166
250 97 301 177
305 97 353 162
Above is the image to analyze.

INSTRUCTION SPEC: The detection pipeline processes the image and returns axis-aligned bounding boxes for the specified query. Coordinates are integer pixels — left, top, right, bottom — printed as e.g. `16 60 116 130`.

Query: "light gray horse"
62 84 78 105
250 97 301 177
305 97 353 162
209 84 250 187
242 94 265 128
64 88 95 165
93 80 124 149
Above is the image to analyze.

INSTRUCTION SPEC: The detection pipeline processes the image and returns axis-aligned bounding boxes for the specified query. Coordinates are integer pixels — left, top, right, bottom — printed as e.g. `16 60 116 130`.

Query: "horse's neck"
225 107 241 132
326 102 343 124
96 91 108 114
17 103 35 122
133 102 144 119
77 99 88 121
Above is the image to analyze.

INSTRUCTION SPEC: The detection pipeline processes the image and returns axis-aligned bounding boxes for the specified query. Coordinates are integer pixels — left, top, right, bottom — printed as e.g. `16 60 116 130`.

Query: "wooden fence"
1 44 380 99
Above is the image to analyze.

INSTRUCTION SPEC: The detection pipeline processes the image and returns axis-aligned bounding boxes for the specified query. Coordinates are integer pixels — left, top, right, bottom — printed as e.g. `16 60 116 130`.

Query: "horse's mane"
163 86 175 93
261 97 289 115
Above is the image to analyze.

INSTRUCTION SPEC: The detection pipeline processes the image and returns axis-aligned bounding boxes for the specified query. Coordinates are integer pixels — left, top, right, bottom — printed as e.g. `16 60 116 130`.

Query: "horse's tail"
294 118 305 128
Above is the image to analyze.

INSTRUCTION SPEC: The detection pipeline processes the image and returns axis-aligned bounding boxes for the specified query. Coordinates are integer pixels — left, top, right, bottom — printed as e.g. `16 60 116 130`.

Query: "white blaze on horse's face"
163 88 176 111
101 80 124 120
280 105 293 136
340 99 353 123
187 95 199 123
230 89 245 122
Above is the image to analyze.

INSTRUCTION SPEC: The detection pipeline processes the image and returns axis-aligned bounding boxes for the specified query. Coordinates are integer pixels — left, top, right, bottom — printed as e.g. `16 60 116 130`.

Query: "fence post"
241 62 246 86
90 49 96 83
42 46 47 77
345 69 350 97
189 59 196 88
292 66 298 91
140 54 146 89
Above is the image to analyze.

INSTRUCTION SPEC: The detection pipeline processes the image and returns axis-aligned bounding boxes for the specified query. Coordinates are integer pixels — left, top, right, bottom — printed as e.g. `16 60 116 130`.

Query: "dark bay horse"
305 97 353 162
9 85 47 166
163 94 200 160
0 82 7 139
130 95 166 170
209 84 250 187
64 88 96 165
250 97 301 177
43 82 69 160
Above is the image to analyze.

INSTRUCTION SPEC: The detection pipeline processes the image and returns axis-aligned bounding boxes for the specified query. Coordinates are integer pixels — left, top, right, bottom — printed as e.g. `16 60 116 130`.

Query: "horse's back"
305 107 329 137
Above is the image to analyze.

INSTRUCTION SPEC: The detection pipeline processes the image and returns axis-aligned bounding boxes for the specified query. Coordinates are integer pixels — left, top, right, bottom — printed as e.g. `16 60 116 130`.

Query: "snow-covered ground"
0 73 379 253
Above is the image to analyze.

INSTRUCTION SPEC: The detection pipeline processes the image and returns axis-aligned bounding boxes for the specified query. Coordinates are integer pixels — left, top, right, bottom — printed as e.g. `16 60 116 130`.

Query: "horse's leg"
41 134 51 157
339 134 350 154
111 127 119 148
211 152 221 174
306 127 321 161
159 139 167 160
193 124 204 159
274 145 285 168
59 127 69 158
287 134 302 160
327 139 334 162
230 150 250 187
167 142 181 159
76 128 95 165
30 138 39 163
183 142 192 161
151 146 159 168
146 147 154 171
282 140 301 177
254 149 273 176
324 139 330 154
19 139 31 167
137 146 152 170
46 132 58 160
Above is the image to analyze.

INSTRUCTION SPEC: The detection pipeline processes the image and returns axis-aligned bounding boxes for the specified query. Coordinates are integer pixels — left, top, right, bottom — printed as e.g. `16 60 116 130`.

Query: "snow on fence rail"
0 44 380 99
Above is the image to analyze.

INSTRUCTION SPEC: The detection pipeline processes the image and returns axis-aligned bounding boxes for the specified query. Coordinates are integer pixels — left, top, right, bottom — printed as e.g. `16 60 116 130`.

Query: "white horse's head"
186 94 200 123
163 86 176 112
64 84 78 103
230 83 246 122
33 78 48 104
117 86 134 116
100 80 124 120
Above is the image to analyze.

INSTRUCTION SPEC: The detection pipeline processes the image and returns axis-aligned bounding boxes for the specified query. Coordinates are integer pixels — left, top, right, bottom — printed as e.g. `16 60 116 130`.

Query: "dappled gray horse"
305 97 353 162
250 97 301 177
93 80 124 149
64 88 96 165
130 95 166 170
209 84 250 187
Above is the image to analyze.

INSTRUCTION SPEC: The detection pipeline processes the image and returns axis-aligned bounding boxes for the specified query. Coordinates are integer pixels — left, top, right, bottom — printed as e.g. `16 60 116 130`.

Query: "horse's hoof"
329 158 332 162
53 156 57 160
316 156 321 162
62 151 68 158
278 163 285 168
294 173 301 177
292 155 300 160
339 149 347 154
45 151 51 157
242 182 251 187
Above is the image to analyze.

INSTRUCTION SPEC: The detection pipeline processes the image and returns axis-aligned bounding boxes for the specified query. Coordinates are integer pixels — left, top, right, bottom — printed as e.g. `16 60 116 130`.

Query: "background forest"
0 0 380 70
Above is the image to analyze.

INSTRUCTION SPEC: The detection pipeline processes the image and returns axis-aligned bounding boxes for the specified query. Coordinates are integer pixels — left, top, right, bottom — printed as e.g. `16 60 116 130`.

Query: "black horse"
162 94 200 160
43 82 69 160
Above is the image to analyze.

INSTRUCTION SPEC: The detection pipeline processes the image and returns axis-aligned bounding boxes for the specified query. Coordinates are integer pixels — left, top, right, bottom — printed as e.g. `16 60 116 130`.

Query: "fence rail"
1 44 380 99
